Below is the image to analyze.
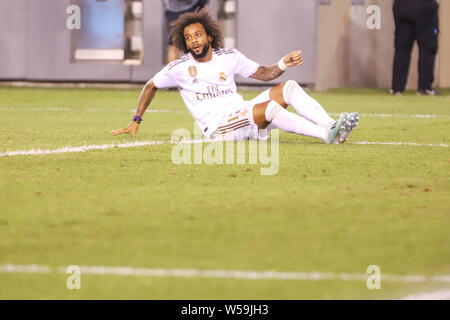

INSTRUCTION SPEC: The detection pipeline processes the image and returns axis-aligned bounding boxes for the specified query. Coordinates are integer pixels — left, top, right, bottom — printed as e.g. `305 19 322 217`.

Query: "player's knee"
265 100 284 122
282 80 301 102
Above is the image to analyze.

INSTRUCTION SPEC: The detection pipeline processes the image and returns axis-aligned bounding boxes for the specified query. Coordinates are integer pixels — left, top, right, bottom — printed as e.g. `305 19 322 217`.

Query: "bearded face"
184 23 213 60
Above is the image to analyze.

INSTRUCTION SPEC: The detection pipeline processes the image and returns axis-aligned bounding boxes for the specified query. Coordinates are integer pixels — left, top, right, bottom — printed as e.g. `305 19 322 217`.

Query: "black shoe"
417 88 439 96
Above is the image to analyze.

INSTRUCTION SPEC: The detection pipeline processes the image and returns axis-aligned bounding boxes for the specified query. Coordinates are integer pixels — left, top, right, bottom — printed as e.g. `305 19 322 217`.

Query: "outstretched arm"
110 79 158 138
250 51 304 82
135 79 158 118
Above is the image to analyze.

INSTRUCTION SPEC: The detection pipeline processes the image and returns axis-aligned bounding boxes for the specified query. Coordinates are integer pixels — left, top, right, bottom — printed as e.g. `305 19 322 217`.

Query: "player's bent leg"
252 101 272 129
252 100 328 142
268 82 288 108
252 101 359 144
281 80 335 127
249 89 271 106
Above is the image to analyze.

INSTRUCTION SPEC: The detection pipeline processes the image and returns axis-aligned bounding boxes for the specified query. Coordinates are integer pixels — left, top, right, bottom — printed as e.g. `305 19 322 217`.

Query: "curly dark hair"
170 8 224 53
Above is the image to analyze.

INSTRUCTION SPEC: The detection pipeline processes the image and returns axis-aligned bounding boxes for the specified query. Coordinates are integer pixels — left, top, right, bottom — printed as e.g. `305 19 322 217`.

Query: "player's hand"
110 121 139 138
283 51 303 68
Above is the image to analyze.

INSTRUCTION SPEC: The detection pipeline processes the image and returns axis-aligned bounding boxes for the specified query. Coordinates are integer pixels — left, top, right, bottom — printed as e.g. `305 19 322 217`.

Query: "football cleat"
326 113 348 144
337 112 359 143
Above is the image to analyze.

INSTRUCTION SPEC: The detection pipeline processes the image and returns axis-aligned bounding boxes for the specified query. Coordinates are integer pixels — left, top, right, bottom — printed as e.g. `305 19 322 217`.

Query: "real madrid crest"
219 72 227 82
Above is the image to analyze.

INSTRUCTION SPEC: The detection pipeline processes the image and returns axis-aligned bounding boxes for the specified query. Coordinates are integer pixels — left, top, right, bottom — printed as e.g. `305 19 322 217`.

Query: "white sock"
265 100 327 142
283 80 335 127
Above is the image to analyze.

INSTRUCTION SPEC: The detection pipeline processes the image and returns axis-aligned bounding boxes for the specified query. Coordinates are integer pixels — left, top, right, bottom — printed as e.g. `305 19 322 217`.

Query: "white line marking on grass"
0 264 51 274
0 141 164 157
0 107 72 111
350 141 448 147
402 290 450 300
0 107 183 113
329 113 450 119
87 109 181 113
1 264 450 284
1 139 448 157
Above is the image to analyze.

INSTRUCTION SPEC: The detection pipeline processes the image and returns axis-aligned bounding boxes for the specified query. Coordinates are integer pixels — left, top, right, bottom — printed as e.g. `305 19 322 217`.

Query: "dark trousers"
392 0 439 92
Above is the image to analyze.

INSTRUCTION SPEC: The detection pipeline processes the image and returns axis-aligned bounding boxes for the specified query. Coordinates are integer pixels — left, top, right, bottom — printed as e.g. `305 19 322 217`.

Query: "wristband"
132 115 143 124
278 58 288 71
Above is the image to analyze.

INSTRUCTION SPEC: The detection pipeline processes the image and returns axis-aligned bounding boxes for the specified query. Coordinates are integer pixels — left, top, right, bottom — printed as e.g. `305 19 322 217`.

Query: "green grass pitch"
0 86 449 299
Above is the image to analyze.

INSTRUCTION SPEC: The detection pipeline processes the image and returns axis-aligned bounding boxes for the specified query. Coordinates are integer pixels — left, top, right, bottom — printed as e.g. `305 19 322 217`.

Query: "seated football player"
111 9 358 143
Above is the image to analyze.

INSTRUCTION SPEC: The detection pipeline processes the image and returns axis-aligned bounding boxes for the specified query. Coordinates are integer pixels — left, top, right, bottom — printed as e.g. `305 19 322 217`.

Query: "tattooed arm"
250 64 285 82
250 51 304 82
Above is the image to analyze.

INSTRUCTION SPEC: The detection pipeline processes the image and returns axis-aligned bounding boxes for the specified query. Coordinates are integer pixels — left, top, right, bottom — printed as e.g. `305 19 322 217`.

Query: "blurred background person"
391 0 440 96
163 0 209 63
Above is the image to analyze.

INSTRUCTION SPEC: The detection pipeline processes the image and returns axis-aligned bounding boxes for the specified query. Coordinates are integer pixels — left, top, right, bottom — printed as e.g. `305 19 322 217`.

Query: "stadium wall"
315 0 350 91
235 0 318 86
0 0 27 79
0 0 176 82
316 0 448 91
0 0 448 89
439 0 450 88
0 0 316 85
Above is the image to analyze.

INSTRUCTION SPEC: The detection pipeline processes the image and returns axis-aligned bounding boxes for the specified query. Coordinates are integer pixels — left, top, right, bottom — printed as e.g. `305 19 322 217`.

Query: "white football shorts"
210 89 274 141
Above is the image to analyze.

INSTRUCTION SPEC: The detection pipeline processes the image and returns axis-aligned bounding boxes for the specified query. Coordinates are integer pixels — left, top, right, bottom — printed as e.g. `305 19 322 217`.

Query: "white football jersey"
153 48 260 136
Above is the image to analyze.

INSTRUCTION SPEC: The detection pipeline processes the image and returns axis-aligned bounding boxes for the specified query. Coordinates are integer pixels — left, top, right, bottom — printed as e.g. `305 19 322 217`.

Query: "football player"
111 9 358 143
